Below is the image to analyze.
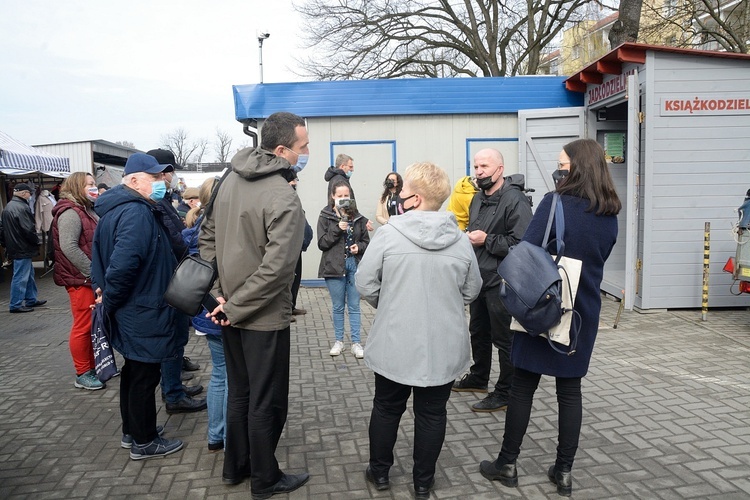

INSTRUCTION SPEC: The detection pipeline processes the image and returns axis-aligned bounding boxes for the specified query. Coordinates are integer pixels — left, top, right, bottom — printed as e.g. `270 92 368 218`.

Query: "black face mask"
552 169 569 186
476 174 498 191
396 193 417 214
385 179 395 189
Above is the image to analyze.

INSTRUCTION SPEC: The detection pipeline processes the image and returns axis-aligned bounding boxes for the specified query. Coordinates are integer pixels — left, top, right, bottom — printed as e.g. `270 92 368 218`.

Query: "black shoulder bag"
163 170 230 316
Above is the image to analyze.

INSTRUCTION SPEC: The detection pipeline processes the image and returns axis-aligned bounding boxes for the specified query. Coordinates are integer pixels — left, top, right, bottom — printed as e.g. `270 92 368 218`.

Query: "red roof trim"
564 42 750 93
596 60 622 74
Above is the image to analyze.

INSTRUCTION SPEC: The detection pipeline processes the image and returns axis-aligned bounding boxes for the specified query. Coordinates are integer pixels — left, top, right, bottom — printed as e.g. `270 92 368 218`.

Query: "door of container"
518 108 586 209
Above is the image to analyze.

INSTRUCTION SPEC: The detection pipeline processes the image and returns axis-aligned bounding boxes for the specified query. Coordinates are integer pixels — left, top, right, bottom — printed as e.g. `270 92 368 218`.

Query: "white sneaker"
351 343 364 359
329 341 344 356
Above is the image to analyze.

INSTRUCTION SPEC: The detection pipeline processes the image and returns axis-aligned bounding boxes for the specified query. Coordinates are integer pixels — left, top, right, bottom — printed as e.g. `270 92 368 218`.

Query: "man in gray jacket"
200 111 309 496
452 149 533 413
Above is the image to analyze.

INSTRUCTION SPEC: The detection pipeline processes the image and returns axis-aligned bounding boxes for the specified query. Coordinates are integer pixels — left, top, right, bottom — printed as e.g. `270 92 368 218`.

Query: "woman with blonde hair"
182 176 227 452
51 172 102 390
356 162 482 498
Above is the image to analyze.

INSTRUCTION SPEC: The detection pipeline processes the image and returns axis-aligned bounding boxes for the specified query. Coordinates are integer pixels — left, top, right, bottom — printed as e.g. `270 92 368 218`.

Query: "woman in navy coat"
480 139 621 496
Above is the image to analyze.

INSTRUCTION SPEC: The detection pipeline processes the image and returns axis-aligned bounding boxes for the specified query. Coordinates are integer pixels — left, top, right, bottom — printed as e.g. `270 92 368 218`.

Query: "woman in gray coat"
356 162 482 499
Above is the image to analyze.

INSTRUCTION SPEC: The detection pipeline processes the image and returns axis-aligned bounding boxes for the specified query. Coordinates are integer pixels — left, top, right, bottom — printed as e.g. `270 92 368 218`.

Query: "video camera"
336 198 357 221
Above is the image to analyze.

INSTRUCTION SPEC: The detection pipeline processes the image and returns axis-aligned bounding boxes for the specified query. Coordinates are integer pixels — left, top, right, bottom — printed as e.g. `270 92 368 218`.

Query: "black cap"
146 148 182 169
13 183 32 193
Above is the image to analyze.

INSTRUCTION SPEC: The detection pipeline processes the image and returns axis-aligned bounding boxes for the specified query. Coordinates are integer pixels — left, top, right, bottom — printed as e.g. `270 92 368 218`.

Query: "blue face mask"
293 154 309 173
149 180 167 201
345 170 353 179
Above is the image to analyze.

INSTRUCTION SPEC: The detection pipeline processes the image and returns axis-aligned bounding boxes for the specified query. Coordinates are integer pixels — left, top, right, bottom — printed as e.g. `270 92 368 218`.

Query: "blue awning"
0 131 70 176
233 76 583 122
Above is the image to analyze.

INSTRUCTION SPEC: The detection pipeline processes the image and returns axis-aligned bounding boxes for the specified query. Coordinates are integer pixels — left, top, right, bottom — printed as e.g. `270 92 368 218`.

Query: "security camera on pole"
258 32 270 83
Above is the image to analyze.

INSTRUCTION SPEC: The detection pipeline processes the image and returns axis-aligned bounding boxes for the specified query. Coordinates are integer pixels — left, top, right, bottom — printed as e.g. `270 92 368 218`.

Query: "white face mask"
168 174 179 190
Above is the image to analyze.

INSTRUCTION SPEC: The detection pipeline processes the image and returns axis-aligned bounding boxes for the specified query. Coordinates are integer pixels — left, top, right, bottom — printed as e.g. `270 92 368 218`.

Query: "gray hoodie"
355 210 482 387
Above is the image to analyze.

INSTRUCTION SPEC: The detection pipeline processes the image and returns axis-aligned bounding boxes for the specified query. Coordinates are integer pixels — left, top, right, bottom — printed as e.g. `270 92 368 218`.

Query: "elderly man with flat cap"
91 153 185 460
1 183 46 313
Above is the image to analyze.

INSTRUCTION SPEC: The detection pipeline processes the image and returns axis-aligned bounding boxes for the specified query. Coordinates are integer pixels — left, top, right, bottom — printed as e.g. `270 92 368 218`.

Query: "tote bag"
91 302 118 382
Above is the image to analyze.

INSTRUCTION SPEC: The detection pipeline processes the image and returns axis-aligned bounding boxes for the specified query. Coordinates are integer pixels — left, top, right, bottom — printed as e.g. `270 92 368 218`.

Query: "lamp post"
258 32 270 83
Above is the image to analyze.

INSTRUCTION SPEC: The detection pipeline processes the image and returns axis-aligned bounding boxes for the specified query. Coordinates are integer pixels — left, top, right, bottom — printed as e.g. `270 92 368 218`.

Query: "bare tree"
160 128 202 167
608 0 643 48
115 140 136 149
193 139 209 164
639 0 749 53
294 0 594 78
214 129 234 164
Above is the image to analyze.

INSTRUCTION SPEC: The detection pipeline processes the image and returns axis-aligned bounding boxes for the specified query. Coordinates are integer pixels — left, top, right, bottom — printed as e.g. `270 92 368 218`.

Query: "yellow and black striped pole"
702 222 710 321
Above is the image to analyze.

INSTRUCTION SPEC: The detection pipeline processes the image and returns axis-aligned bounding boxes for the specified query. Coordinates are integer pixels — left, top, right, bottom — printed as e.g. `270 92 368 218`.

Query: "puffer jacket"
1 196 39 259
91 185 178 363
317 205 369 278
446 176 479 231
51 197 97 287
199 147 304 331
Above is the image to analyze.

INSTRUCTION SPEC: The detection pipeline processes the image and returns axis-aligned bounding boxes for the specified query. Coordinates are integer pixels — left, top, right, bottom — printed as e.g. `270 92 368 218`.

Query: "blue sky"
1 0 306 157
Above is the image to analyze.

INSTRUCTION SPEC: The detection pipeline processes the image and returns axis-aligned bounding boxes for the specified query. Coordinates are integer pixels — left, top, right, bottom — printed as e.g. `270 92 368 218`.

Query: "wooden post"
702 222 710 321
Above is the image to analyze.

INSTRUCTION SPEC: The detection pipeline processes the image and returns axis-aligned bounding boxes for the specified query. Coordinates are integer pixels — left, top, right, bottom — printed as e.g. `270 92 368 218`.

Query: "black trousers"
497 367 583 470
119 358 162 445
368 373 453 487
468 286 513 398
291 254 302 309
222 325 290 491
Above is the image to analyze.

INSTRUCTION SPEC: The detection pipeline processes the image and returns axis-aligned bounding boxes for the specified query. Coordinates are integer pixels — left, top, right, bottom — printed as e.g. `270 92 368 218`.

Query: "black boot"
479 459 517 487
547 465 572 497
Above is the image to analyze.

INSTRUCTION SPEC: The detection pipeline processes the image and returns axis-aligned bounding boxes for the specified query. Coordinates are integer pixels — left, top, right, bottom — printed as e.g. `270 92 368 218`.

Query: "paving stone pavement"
1 268 749 499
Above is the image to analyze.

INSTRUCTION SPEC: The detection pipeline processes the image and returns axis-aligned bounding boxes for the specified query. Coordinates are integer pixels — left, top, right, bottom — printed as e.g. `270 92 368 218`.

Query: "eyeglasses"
283 146 300 158
557 161 570 168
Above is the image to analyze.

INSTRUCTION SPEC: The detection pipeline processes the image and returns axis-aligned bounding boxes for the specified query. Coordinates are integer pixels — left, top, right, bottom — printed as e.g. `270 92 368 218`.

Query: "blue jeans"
10 258 37 310
206 334 227 445
325 256 361 343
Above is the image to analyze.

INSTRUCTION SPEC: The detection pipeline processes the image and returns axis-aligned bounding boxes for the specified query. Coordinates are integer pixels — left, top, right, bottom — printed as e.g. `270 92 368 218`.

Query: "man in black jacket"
323 154 373 231
324 153 355 202
1 183 46 313
146 149 206 415
452 149 532 412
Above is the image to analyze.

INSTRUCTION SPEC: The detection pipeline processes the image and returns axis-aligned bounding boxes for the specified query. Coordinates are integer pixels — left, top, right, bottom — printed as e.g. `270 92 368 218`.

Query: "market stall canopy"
0 131 70 178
